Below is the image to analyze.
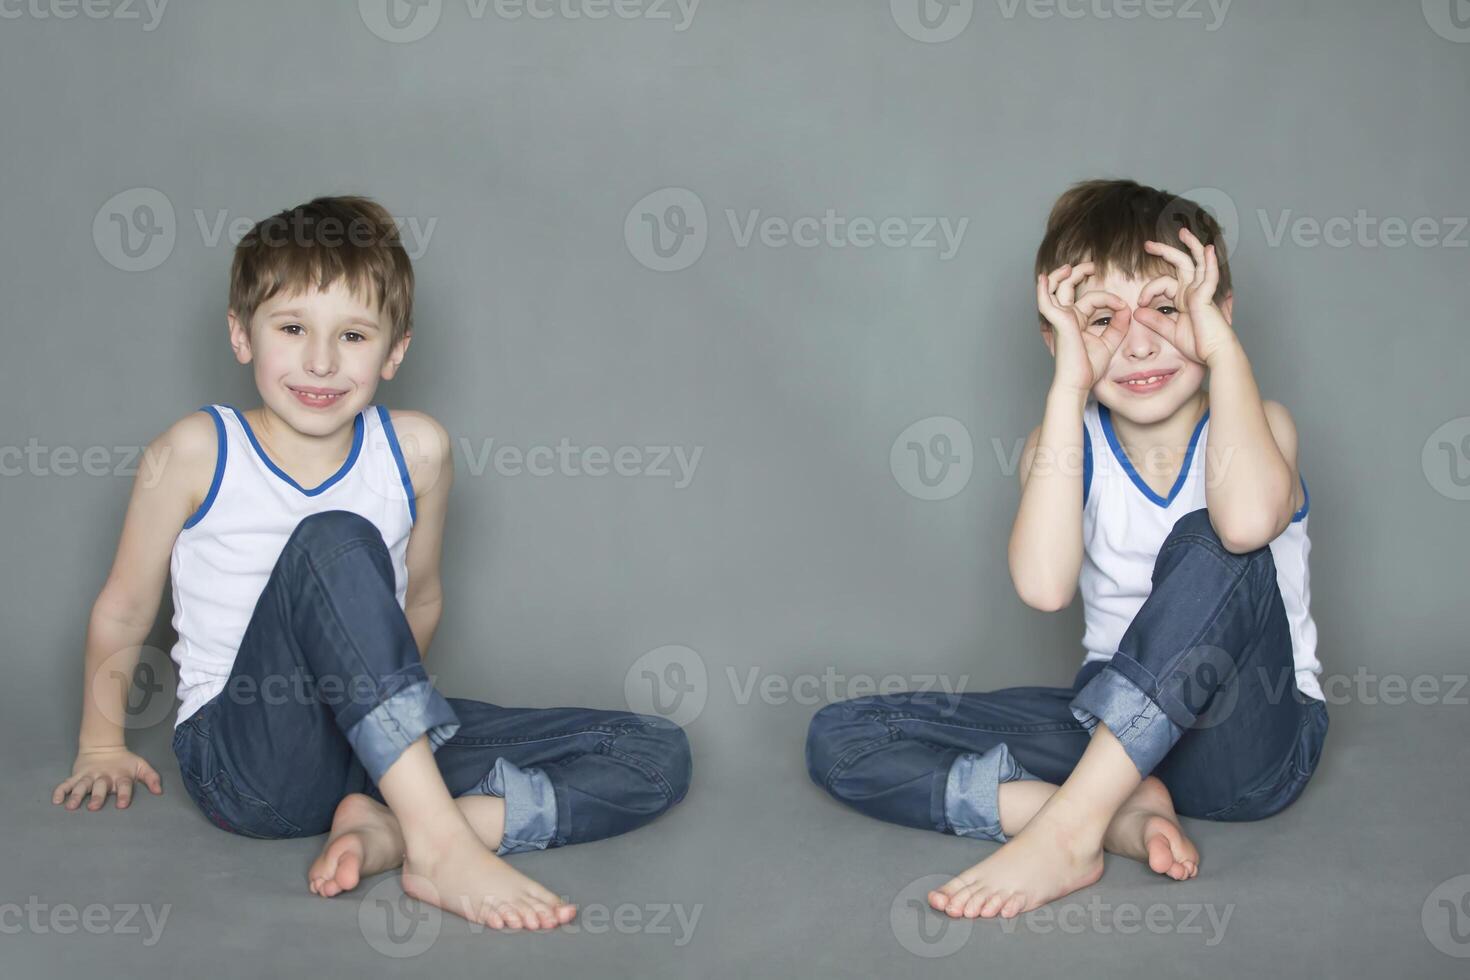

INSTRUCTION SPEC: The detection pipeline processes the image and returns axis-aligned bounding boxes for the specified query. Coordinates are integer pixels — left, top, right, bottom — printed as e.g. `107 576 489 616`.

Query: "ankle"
1033 791 1113 850
401 816 479 864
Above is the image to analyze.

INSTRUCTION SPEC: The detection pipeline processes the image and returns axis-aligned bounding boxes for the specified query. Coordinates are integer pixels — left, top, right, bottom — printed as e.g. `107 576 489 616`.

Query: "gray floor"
12 697 1468 979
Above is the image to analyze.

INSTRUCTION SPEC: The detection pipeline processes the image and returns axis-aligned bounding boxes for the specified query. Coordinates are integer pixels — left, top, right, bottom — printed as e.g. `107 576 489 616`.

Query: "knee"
288 510 384 554
1160 508 1275 576
622 715 693 808
805 699 890 791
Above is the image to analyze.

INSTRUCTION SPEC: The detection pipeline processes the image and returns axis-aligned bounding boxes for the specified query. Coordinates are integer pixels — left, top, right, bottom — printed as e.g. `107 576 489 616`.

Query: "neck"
1106 388 1209 456
246 403 359 467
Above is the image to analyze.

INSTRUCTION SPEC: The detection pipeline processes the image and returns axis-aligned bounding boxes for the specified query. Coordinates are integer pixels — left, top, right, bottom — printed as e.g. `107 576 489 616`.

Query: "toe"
529 903 557 930
945 886 977 917
977 891 1008 919
1001 894 1027 919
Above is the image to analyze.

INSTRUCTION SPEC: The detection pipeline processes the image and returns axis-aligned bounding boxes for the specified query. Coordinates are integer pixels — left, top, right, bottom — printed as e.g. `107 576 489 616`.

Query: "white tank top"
167 404 418 728
1079 398 1323 701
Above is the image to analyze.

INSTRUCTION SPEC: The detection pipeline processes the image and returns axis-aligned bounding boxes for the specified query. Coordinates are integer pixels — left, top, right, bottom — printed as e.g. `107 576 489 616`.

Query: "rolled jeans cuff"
462 757 559 855
1069 659 1183 777
345 675 461 784
944 742 1040 843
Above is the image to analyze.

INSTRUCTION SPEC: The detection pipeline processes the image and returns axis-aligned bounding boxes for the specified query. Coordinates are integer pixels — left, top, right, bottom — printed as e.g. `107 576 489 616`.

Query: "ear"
1219 292 1234 326
1040 322 1057 357
380 332 412 380
227 310 253 365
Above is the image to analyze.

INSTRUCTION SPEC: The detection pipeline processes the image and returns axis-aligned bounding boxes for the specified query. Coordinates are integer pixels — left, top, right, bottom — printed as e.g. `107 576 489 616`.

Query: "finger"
116 777 134 809
1132 306 1176 342
1144 239 1196 285
1054 262 1095 308
54 777 81 804
1075 289 1130 319
1037 275 1077 336
1137 274 1178 309
67 779 92 809
1200 245 1220 302
1097 304 1131 353
88 777 110 811
138 762 164 795
1176 226 1208 279
1046 261 1090 292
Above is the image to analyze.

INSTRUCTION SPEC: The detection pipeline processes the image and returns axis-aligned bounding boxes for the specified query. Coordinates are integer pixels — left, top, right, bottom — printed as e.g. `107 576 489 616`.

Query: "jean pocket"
193 768 300 840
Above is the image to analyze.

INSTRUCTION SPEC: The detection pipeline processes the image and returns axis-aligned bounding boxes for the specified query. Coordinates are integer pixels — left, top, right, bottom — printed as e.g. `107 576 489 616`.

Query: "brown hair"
229 196 414 346
1033 179 1232 326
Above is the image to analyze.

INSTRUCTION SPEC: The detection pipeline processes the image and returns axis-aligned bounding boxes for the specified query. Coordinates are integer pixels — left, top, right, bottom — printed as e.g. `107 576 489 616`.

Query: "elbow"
1212 513 1283 555
1014 579 1075 612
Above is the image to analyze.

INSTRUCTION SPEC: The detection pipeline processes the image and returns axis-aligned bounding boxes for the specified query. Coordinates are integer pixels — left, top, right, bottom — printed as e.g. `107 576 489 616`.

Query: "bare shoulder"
386 409 453 492
156 409 224 514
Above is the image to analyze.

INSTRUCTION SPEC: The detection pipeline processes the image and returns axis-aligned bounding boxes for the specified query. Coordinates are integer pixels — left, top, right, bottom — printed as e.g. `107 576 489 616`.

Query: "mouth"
1113 369 1178 395
288 385 347 409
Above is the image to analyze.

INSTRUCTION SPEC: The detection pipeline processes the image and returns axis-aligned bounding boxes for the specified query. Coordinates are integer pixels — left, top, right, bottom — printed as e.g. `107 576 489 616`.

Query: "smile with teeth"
291 387 345 405
1117 370 1176 389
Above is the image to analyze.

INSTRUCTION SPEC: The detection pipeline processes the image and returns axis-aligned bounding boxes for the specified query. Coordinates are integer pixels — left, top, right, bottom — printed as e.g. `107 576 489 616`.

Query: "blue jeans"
805 508 1329 842
171 511 692 849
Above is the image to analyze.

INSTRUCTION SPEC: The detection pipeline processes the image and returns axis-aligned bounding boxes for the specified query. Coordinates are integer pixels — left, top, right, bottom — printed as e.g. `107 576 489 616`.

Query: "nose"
1122 309 1159 360
304 332 337 377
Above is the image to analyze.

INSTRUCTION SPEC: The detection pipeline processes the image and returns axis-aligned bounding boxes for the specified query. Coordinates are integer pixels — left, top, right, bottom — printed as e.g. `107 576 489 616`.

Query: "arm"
1133 230 1301 553
393 410 455 665
55 412 215 810
1201 344 1302 552
1010 263 1132 611
1008 387 1089 611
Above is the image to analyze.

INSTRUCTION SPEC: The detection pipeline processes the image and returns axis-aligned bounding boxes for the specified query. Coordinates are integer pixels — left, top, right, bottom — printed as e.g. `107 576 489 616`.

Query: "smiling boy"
54 196 692 931
806 178 1327 919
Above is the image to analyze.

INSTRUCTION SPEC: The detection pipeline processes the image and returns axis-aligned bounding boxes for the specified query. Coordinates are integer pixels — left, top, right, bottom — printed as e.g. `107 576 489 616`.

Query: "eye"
280 323 303 335
1090 316 1112 329
1156 305 1178 316
343 332 366 343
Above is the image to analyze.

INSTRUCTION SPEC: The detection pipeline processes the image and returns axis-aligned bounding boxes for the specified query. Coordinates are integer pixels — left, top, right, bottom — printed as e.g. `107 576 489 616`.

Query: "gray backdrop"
4 1 1468 977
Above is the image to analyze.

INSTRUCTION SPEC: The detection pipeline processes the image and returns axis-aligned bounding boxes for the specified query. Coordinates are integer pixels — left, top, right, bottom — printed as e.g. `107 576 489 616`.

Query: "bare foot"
1102 776 1199 880
401 830 577 931
929 802 1106 920
308 794 407 898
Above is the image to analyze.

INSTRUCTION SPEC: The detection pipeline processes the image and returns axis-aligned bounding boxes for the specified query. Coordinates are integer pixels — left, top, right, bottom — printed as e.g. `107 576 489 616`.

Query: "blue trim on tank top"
182 405 228 529
1098 403 1210 508
376 406 417 524
1082 425 1093 506
225 405 365 496
1291 475 1309 522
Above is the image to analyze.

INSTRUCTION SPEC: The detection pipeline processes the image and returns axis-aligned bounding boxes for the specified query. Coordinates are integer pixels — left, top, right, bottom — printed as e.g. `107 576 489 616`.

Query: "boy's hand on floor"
53 746 164 812
1135 227 1237 367
1037 261 1131 395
